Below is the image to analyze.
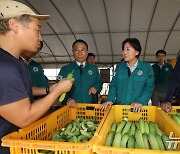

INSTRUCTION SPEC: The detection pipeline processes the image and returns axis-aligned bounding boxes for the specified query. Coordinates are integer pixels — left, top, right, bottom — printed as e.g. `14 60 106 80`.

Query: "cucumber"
120 133 129 148
116 121 126 133
149 121 156 134
135 129 145 149
59 72 73 102
111 122 117 131
135 121 140 130
122 121 131 135
139 118 145 134
105 131 115 146
129 123 136 136
156 134 165 150
77 135 88 142
80 130 93 138
142 133 150 149
154 123 163 136
127 135 135 148
144 121 149 135
171 114 180 125
112 132 122 147
51 130 61 140
148 133 159 150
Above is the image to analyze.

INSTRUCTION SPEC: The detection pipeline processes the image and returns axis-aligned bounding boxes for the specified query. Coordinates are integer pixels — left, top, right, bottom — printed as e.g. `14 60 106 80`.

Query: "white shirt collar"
21 57 31 65
127 60 138 73
158 62 164 69
76 61 85 67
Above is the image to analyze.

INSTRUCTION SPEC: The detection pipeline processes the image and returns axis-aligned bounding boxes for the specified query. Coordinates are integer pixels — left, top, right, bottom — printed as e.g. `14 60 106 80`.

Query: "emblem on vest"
137 70 143 76
33 67 38 72
165 68 169 71
88 70 93 75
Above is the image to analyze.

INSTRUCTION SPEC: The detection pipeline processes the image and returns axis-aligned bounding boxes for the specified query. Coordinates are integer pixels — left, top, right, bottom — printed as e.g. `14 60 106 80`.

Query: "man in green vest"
21 41 49 99
87 52 96 65
151 50 173 106
56 39 103 107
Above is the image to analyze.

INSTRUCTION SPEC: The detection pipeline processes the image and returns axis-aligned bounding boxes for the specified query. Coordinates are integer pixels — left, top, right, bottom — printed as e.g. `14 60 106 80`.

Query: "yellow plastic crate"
167 59 177 68
167 106 180 116
93 105 180 154
164 106 180 130
2 103 111 154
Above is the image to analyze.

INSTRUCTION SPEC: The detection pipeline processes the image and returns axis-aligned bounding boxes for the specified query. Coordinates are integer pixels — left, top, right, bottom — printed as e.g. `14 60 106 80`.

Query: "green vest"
152 62 173 92
106 60 155 105
57 61 102 104
28 60 49 87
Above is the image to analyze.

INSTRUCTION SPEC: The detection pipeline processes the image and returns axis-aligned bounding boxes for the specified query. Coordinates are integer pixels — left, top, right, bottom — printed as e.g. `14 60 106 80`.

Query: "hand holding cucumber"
56 77 74 96
59 71 74 102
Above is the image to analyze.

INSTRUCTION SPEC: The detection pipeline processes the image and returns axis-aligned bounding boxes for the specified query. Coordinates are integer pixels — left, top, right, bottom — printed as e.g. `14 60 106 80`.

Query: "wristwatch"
46 86 50 94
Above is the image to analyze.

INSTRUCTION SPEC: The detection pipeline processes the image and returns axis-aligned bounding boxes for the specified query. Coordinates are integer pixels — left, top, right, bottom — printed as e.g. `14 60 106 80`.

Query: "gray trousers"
151 91 166 106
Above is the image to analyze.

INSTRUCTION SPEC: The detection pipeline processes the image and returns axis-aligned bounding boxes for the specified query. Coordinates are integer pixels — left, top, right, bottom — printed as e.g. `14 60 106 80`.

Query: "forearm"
22 92 59 127
0 78 74 128
0 86 63 128
23 80 73 127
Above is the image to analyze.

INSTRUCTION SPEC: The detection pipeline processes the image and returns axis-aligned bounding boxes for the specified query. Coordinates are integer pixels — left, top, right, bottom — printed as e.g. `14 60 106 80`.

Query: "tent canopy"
17 0 180 68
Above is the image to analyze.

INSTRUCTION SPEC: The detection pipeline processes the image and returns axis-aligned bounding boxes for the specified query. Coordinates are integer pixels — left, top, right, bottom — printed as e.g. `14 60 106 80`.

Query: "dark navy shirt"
0 48 33 153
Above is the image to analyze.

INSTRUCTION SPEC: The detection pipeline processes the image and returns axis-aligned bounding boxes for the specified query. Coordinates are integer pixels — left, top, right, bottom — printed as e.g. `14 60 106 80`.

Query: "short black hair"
72 39 88 50
87 52 95 58
122 38 142 58
156 50 166 56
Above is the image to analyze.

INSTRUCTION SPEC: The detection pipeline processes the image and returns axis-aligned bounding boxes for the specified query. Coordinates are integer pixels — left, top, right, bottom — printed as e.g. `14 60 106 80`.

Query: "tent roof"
17 0 180 68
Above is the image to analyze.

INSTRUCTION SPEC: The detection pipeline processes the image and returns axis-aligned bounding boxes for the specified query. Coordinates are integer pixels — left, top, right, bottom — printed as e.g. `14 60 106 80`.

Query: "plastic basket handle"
176 109 180 113
86 106 95 110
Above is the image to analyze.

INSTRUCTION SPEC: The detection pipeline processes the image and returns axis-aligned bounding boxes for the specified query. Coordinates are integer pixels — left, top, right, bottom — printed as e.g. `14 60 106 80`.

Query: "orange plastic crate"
1 104 111 154
93 105 180 154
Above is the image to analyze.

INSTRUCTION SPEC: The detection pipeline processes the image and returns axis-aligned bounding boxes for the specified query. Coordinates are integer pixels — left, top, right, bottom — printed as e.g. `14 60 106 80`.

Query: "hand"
67 98 77 108
88 87 97 95
56 78 74 93
131 102 142 112
100 101 113 111
160 102 172 112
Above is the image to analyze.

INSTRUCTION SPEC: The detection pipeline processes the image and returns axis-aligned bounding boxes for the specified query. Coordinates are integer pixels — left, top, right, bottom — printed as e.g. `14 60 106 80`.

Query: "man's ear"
136 50 139 56
8 18 19 33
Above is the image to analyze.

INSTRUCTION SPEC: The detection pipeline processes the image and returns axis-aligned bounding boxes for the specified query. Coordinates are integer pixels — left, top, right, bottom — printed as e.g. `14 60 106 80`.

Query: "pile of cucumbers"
105 118 175 150
52 117 98 143
39 118 98 154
